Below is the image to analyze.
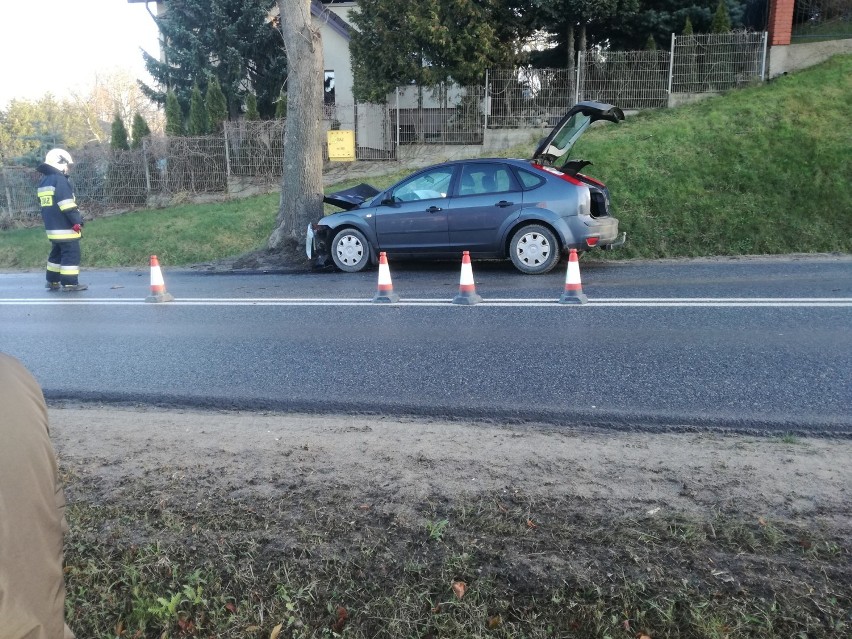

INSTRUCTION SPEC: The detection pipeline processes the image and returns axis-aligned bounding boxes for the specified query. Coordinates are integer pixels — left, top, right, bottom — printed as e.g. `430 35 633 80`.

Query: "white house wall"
317 19 353 130
394 84 472 110
321 2 386 150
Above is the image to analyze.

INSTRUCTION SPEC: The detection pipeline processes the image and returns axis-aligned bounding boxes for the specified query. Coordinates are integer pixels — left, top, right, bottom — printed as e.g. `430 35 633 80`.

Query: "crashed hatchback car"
308 101 626 275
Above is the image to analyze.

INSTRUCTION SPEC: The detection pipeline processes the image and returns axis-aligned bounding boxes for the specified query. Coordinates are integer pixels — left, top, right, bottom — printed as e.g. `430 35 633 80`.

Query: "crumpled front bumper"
305 224 315 259
306 223 333 267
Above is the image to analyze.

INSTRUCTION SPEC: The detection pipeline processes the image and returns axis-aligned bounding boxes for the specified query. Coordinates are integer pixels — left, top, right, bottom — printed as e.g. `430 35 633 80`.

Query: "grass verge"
63 469 849 638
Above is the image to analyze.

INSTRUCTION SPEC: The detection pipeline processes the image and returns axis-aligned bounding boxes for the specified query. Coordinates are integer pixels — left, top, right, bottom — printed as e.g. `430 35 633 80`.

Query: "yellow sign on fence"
327 130 355 162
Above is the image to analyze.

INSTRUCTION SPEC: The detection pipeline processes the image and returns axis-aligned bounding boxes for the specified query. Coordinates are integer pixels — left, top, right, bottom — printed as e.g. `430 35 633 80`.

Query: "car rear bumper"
564 215 623 249
600 231 627 250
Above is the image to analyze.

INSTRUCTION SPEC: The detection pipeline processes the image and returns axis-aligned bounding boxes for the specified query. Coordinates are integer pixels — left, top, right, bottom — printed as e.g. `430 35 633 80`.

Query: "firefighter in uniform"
37 149 87 292
0 353 75 638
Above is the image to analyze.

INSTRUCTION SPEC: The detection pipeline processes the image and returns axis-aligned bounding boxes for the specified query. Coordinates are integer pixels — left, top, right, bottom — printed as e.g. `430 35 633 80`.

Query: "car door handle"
496 200 514 208
426 206 443 213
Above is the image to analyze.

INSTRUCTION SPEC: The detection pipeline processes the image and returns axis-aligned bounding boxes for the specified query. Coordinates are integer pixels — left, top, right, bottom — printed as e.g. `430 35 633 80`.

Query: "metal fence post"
760 31 768 81
142 138 152 201
223 122 231 178
395 87 400 150
668 33 676 96
575 52 582 104
1 168 11 218
483 69 489 133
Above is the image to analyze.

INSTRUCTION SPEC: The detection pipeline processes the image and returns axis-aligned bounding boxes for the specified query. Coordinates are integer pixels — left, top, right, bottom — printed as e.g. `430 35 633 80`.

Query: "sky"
0 0 161 108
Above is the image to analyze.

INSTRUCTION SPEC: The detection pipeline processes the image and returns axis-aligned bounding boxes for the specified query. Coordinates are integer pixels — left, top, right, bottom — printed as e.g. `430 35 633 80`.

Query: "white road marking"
1 297 851 307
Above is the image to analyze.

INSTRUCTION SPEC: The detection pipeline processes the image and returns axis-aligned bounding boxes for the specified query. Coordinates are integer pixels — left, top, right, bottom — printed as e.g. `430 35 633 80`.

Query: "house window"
324 71 335 106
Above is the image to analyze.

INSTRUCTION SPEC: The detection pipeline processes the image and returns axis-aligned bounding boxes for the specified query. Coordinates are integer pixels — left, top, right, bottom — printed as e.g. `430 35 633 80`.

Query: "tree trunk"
268 0 324 255
566 27 575 69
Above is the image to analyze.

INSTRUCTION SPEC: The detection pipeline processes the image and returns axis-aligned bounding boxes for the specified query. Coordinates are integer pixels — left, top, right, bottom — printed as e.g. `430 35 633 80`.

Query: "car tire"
331 228 371 273
509 224 560 274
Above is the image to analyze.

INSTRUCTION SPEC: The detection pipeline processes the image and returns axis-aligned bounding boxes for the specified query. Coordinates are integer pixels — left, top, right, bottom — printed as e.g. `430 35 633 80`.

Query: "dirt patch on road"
52 406 851 638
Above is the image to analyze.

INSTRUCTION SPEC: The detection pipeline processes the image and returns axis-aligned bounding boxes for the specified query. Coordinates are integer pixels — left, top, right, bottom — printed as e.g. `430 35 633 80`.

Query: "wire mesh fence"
578 50 671 110
225 120 286 178
671 32 767 93
487 68 576 128
792 0 852 39
393 84 485 145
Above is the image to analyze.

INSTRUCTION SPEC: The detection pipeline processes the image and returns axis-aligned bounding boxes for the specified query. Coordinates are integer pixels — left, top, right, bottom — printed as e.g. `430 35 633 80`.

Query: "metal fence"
670 32 767 94
579 50 671 109
2 32 772 220
792 0 852 40
487 68 576 129
392 85 486 145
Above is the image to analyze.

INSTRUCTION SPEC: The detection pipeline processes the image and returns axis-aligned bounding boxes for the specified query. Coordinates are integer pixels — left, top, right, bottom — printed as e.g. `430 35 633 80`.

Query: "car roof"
426 158 530 168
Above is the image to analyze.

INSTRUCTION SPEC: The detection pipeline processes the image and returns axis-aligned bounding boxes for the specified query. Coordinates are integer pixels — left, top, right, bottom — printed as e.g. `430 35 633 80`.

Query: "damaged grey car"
307 101 626 275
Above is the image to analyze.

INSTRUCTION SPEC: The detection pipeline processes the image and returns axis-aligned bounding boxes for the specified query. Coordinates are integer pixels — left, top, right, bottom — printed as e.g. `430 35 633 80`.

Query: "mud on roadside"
52 407 851 638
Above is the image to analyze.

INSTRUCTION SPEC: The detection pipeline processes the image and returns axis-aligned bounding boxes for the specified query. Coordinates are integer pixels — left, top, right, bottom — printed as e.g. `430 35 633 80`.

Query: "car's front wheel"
331 228 370 272
509 224 560 274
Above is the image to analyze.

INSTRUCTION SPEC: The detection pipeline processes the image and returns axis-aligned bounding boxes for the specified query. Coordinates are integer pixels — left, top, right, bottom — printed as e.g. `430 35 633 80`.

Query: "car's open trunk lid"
531 101 624 169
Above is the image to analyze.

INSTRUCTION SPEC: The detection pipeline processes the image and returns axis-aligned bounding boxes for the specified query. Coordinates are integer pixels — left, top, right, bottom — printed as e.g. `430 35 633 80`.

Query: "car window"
548 113 591 154
458 163 516 196
393 167 454 202
515 168 546 190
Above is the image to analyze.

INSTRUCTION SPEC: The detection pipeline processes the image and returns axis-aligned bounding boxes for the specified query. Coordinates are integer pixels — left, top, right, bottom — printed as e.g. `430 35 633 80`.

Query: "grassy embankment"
1 55 850 268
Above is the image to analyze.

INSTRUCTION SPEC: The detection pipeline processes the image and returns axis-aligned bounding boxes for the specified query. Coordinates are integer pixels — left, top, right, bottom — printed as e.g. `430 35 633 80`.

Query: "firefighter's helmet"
45 148 74 174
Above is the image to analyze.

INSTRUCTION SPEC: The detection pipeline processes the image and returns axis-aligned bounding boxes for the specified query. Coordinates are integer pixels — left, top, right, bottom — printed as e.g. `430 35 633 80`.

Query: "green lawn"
2 54 850 268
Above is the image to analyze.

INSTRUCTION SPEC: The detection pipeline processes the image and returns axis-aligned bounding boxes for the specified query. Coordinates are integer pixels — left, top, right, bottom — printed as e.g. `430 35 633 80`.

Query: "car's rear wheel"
509 224 560 274
331 228 370 272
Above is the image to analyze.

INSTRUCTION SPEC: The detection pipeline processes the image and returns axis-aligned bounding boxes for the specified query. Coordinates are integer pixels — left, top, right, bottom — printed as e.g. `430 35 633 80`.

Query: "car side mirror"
381 195 398 206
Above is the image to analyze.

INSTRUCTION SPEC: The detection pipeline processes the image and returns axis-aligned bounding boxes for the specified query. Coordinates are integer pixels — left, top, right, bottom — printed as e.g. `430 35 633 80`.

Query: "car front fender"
312 215 379 267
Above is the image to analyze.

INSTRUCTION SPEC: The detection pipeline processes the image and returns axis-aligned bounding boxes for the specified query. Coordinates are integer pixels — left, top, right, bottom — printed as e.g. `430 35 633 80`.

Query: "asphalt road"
2 255 851 435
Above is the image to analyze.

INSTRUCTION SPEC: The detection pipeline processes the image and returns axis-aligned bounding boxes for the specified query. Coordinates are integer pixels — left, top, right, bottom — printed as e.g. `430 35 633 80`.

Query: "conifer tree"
165 90 183 136
130 113 151 150
140 0 286 118
188 83 209 135
206 77 228 133
110 113 130 151
683 16 694 35
350 0 525 102
645 35 658 50
245 94 260 121
712 0 732 32
274 94 287 120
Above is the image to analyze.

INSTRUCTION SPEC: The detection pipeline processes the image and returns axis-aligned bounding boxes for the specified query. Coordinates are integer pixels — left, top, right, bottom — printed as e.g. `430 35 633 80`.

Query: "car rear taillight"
580 174 606 188
531 163 583 186
586 237 599 247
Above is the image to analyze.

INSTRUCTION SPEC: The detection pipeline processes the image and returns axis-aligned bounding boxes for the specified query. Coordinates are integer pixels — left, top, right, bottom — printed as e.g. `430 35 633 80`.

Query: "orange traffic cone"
145 255 175 303
559 248 587 305
452 251 482 305
373 252 399 303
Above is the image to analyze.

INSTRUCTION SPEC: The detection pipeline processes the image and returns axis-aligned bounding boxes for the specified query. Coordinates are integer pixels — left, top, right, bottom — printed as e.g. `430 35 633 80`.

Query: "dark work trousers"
46 240 81 286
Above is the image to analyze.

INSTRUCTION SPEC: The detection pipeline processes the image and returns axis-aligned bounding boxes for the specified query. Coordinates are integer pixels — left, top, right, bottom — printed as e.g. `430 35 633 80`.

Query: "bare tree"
268 0 324 256
70 70 163 144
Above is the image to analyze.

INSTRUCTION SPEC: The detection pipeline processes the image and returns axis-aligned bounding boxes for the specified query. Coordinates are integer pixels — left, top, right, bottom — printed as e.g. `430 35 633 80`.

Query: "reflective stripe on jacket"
36 165 82 241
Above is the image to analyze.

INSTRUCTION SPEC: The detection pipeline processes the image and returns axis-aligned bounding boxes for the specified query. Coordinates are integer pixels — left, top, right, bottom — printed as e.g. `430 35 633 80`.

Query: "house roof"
311 0 351 41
